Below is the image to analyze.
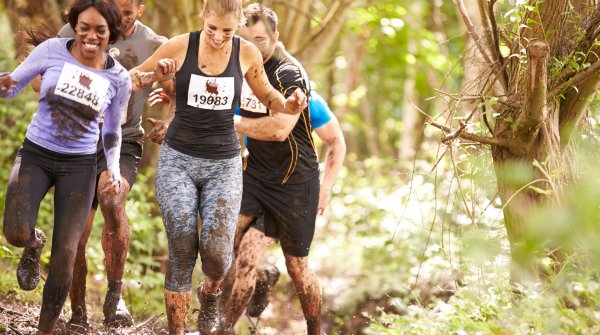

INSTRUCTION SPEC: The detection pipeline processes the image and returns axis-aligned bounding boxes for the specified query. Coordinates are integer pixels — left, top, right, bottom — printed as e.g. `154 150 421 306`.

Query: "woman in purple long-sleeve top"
0 1 131 334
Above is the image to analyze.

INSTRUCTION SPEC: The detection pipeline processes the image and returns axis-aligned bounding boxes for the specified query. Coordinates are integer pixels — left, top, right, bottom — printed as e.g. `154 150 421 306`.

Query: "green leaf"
503 8 517 18
0 245 13 258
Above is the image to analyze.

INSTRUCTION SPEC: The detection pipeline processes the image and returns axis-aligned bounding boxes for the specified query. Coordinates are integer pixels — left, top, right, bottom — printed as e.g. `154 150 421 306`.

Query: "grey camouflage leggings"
156 144 242 291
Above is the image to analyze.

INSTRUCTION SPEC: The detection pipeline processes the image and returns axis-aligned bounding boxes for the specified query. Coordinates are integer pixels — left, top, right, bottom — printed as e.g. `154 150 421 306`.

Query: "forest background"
1 0 600 334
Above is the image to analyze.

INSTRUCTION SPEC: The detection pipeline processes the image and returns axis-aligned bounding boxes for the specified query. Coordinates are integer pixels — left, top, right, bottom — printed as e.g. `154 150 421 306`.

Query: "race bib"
240 80 268 114
187 74 234 110
54 62 110 113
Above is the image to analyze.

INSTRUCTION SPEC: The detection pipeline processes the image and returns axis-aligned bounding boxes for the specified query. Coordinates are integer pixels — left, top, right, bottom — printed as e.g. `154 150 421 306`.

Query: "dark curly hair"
67 0 123 44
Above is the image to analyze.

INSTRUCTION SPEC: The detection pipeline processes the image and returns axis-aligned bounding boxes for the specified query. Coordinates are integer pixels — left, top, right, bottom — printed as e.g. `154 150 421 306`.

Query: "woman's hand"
153 58 178 82
103 172 122 195
0 74 18 97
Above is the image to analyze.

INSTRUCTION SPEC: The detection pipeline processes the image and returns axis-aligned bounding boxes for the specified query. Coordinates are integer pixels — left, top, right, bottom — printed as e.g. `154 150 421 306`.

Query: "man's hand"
148 87 171 107
147 117 169 144
284 88 308 114
317 187 331 215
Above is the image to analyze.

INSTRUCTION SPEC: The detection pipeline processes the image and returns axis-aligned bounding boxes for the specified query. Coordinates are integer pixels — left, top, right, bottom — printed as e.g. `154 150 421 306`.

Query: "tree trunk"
450 0 600 283
491 0 598 282
2 0 63 58
260 0 356 72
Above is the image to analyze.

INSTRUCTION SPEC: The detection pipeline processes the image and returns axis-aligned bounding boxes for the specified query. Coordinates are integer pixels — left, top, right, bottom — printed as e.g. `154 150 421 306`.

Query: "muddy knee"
3 226 35 247
165 238 198 291
97 189 125 212
200 245 232 281
97 172 129 209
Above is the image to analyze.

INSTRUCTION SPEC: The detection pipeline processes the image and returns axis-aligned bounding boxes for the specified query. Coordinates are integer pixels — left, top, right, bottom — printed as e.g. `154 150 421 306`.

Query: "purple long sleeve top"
2 38 131 179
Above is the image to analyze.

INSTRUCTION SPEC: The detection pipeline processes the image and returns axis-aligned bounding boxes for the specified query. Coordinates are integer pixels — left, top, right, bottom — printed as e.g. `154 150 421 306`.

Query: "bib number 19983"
187 74 234 110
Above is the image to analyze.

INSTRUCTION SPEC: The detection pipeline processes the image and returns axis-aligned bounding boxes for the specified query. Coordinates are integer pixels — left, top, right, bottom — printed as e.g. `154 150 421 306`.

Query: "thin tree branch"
478 0 497 60
488 0 508 87
427 119 512 147
456 0 494 65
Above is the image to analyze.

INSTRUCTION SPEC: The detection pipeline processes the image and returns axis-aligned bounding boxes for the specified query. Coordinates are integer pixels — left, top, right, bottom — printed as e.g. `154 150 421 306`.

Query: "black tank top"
165 30 242 159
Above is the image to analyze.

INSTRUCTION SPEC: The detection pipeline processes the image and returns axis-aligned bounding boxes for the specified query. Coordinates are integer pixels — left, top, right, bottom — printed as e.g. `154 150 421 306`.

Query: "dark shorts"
240 172 319 257
97 140 142 186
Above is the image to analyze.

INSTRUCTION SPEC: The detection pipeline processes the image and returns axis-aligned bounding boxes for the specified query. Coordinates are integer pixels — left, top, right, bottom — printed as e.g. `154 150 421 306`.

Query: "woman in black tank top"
128 1 309 334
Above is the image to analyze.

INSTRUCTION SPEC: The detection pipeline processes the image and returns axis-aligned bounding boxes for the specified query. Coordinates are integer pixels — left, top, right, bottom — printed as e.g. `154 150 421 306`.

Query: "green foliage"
325 0 464 158
304 151 502 333
362 144 600 334
366 266 600 335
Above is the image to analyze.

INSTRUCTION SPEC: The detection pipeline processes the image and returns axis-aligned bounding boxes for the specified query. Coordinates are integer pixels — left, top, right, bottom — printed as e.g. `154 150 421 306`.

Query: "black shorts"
240 172 319 257
96 140 142 186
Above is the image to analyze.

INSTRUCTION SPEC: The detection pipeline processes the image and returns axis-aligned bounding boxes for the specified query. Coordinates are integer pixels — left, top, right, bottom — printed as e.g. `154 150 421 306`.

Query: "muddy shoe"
68 318 89 335
16 228 46 291
103 280 134 327
198 288 221 334
246 265 280 317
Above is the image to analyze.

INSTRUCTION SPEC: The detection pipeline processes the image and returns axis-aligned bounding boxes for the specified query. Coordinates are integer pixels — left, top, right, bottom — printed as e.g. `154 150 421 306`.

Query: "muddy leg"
284 254 322 335
68 207 96 328
165 289 192 335
220 214 256 308
98 172 133 326
223 227 274 329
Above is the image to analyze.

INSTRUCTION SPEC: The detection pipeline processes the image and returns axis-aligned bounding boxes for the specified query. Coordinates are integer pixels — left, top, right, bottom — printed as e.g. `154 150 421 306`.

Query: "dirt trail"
0 295 164 335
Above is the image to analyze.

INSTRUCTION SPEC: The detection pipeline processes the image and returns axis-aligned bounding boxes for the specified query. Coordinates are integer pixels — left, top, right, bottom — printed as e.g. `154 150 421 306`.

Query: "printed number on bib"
54 62 110 112
188 74 234 110
240 80 267 114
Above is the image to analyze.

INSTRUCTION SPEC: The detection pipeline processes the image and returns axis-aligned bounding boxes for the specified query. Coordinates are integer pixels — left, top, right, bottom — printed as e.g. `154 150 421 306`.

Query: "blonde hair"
201 0 247 26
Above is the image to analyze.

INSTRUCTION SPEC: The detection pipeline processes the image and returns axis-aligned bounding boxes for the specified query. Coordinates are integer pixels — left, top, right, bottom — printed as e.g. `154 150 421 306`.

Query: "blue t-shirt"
235 91 333 129
308 91 333 129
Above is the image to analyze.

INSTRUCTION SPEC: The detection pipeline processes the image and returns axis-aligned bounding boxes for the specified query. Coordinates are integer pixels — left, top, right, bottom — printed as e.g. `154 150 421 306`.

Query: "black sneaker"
198 288 221 334
103 280 134 327
246 265 280 317
16 228 46 291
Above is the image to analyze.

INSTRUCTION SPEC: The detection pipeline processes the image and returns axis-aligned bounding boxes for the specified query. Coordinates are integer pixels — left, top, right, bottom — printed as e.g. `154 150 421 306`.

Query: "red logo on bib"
206 80 219 95
79 74 92 90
